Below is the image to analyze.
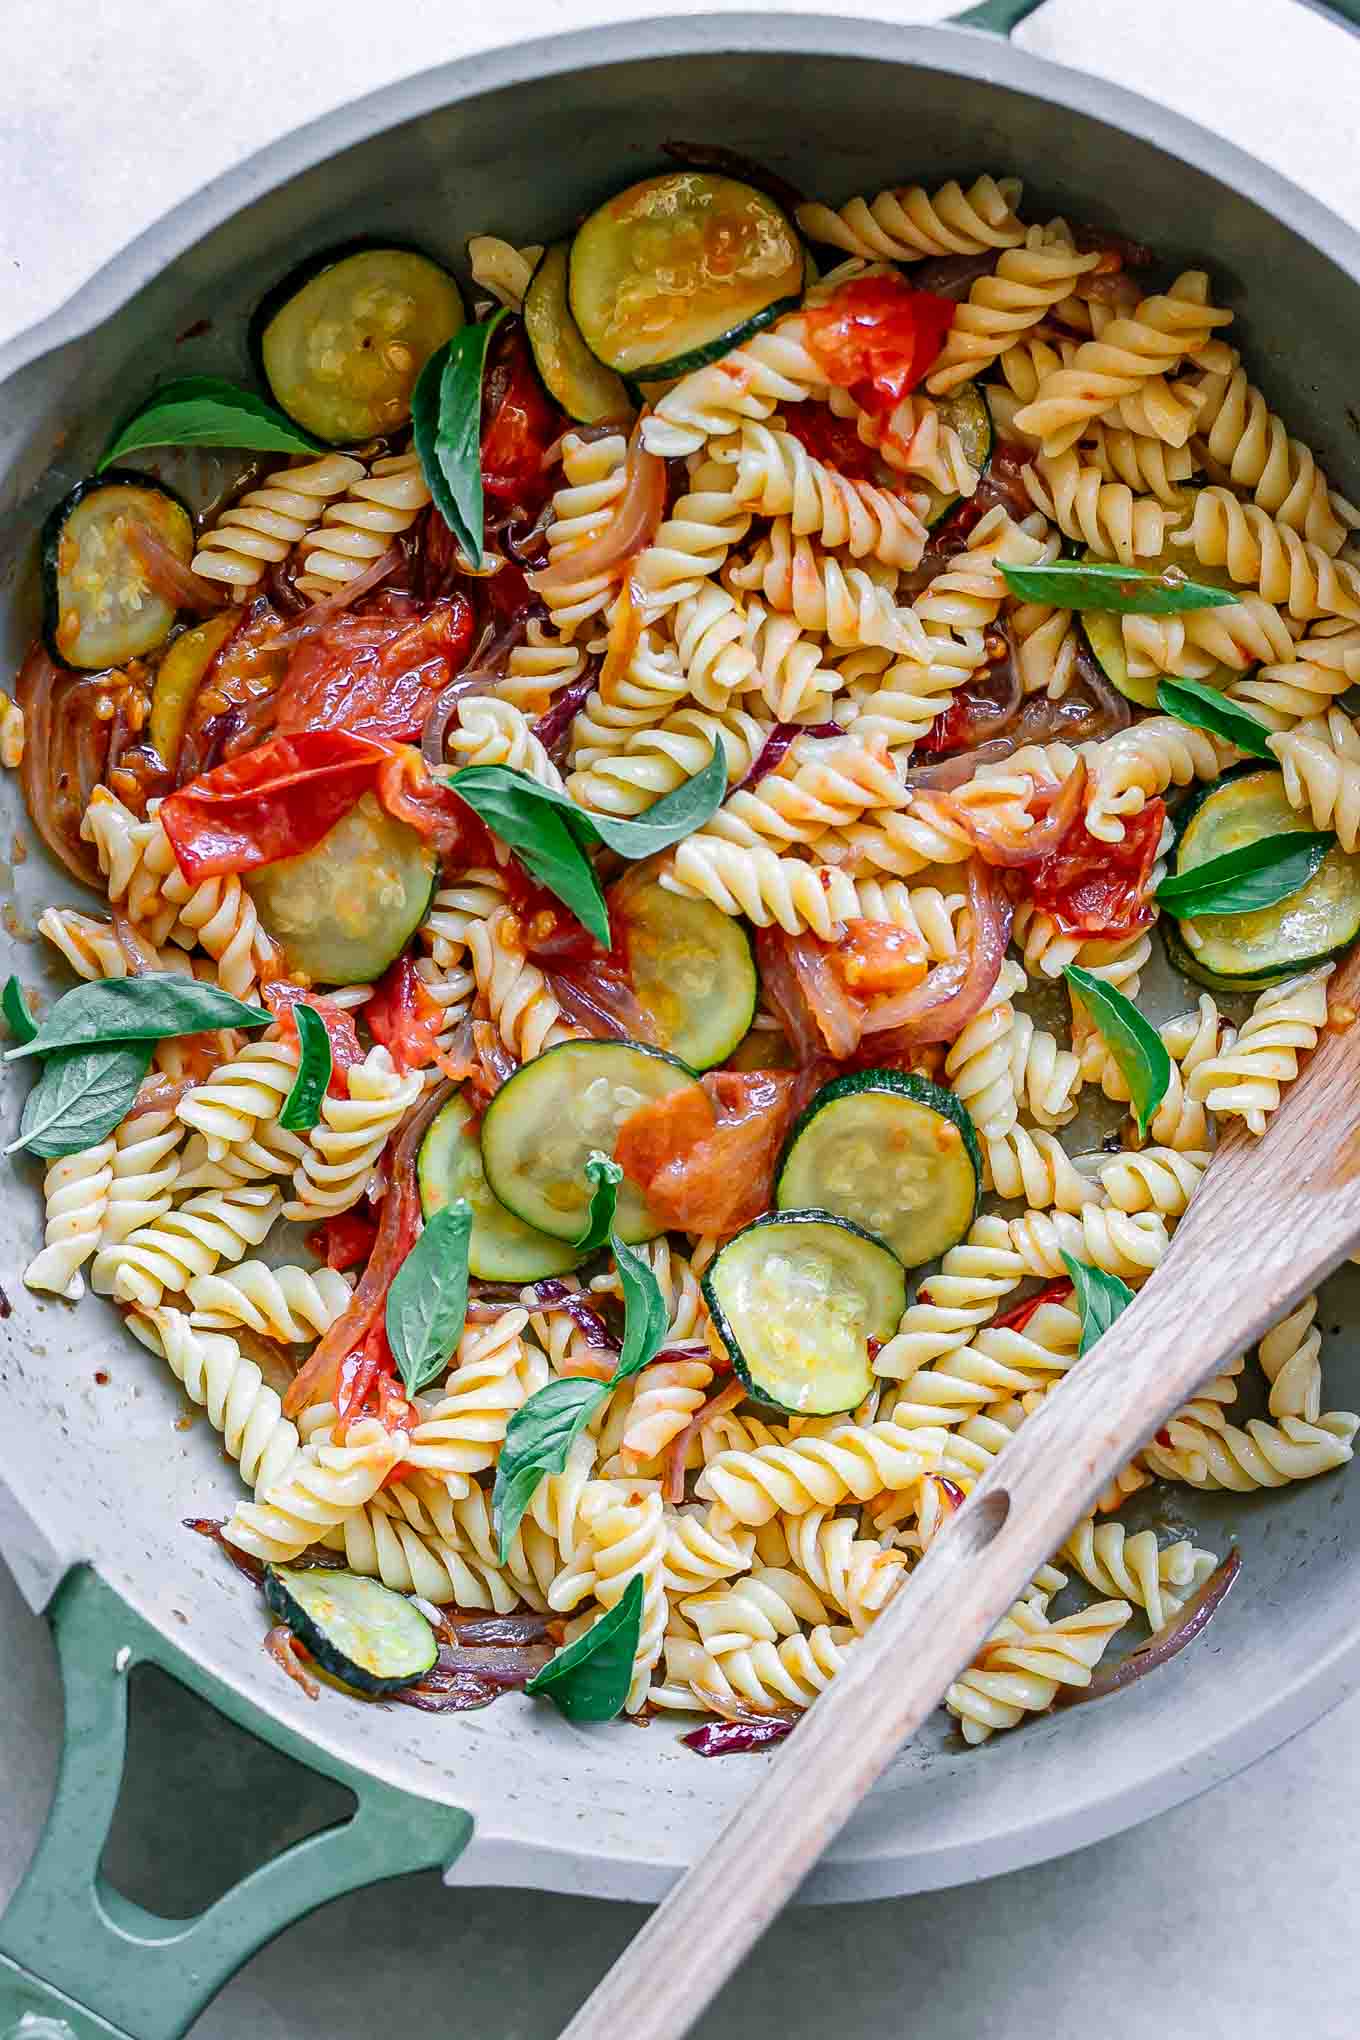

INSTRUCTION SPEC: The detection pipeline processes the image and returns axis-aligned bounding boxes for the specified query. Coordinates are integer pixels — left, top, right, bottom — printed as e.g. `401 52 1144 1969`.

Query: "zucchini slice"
41 474 195 670
920 382 994 529
419 1091 582 1281
703 1211 905 1416
1163 765 1360 989
150 611 237 773
568 172 805 380
611 878 757 1071
245 790 437 985
254 243 465 444
525 242 635 426
479 1039 696 1243
1079 539 1234 708
264 1566 436 1695
776 1071 981 1268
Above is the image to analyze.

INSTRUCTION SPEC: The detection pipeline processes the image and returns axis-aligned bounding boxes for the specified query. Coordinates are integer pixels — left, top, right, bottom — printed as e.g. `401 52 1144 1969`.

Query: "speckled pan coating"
2 12 1360 1903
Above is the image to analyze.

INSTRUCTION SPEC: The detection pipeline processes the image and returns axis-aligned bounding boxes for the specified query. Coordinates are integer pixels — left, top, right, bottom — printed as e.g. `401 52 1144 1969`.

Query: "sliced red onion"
528 425 665 596
788 931 863 1059
549 961 659 1044
264 1624 319 1700
391 1671 504 1713
735 720 842 796
681 1715 798 1757
664 1376 746 1503
923 758 1087 870
419 671 502 768
440 1609 555 1645
124 520 222 614
863 859 1011 1043
269 546 404 648
435 1641 553 1684
533 666 599 765
903 738 1019 792
1059 1548 1242 1705
912 251 1003 299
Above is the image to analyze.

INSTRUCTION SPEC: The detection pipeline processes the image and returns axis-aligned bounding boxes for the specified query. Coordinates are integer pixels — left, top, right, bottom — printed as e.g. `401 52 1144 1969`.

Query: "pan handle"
0 1566 472 2040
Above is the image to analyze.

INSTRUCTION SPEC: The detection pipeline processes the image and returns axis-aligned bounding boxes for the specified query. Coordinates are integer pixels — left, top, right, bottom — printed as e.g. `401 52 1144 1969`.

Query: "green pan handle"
0 1567 473 2040
950 0 1048 33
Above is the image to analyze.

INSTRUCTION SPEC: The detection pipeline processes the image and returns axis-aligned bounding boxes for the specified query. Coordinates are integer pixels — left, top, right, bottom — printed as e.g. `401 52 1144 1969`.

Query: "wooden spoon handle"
560 975 1360 2040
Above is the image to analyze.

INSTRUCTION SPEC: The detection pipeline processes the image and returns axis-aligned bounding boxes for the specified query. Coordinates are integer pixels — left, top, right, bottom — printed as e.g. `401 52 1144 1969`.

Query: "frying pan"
4 5 1360 2034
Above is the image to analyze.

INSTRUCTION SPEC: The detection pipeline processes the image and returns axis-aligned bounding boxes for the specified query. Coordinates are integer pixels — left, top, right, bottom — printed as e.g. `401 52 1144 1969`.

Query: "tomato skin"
366 953 446 1073
481 325 559 505
1028 799 1166 941
803 275 955 415
782 403 879 483
992 1278 1074 1335
274 596 474 743
308 1212 377 1272
160 727 398 881
262 981 364 1097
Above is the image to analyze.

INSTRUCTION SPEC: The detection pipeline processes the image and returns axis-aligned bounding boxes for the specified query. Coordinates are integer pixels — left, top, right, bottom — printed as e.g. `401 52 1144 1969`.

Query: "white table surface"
5 1 1360 2034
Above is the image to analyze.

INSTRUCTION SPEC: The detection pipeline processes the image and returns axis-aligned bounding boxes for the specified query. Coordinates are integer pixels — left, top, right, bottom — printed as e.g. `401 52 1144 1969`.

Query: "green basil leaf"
386 1201 474 1398
445 766 611 946
525 1572 644 1722
7 1042 154 1159
277 1004 332 1133
1156 677 1273 759
575 1152 623 1253
613 1233 670 1382
7 973 271 1061
1155 831 1332 919
1001 560 1237 614
1059 1251 1135 1358
581 745 729 857
98 376 323 468
412 310 508 570
2 976 38 1045
493 1375 611 1563
1063 966 1170 1139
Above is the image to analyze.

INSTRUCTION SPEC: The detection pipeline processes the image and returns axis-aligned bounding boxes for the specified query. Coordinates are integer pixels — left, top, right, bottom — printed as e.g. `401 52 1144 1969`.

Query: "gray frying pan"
3 5 1360 2034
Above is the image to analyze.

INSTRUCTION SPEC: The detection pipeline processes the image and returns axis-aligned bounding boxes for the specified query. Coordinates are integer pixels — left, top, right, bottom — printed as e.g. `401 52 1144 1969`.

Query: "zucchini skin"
40 471 196 670
619 293 804 383
1164 762 1360 989
702 1208 904 1415
264 1564 437 1695
249 237 460 445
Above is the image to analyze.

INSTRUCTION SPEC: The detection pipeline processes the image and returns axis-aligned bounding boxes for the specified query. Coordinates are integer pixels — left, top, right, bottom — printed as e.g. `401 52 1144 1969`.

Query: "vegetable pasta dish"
8 158 1359 1738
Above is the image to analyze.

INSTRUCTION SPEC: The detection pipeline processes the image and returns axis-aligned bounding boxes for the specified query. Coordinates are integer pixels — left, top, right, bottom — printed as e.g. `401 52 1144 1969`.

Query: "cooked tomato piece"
366 953 446 1073
803 274 955 416
308 1211 378 1273
263 980 364 1096
1028 799 1166 941
782 402 879 483
274 596 474 742
833 920 929 996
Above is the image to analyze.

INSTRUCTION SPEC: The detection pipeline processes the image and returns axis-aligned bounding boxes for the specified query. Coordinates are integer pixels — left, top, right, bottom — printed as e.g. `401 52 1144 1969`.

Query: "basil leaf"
7 1043 154 1159
493 1375 611 1563
446 766 611 947
1059 1251 1134 1358
580 745 728 857
2 976 38 1045
386 1202 474 1398
7 973 271 1061
526 1572 644 1722
1063 966 1170 1139
98 376 322 468
412 310 508 570
576 1152 623 1253
613 1233 670 1382
278 1004 332 1133
1155 832 1332 919
1156 677 1273 759
1001 560 1236 614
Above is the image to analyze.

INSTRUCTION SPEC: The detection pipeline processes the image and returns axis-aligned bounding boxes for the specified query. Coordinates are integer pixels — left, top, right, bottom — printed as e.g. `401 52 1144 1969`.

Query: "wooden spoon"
561 951 1360 2040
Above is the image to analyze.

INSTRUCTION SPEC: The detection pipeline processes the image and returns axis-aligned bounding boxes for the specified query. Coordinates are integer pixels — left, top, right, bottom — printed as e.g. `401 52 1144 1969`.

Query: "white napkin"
1 0 1357 347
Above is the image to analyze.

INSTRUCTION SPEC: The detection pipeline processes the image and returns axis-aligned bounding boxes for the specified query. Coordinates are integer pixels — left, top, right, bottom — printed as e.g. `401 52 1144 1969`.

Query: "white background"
4 2 1360 2034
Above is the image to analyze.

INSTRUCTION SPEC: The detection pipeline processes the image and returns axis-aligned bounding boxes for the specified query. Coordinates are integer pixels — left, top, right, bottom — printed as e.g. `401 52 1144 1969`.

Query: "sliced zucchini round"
245 790 438 985
264 1565 436 1695
150 611 237 772
254 243 465 444
479 1039 696 1244
1079 538 1234 708
41 474 195 671
524 242 634 426
703 1211 905 1416
920 381 994 529
419 1091 582 1281
568 172 805 380
776 1071 981 1268
611 878 757 1071
1163 764 1360 990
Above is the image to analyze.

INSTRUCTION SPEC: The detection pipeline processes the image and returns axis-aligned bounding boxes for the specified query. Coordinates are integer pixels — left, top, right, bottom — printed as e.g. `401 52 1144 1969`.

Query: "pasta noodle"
192 454 367 591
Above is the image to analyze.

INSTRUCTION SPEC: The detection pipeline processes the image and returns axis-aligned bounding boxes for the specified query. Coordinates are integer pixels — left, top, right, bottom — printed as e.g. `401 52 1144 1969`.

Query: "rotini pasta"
192 454 367 591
